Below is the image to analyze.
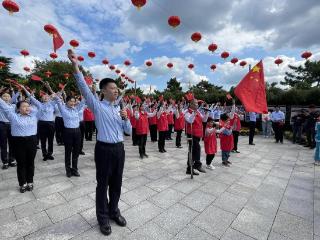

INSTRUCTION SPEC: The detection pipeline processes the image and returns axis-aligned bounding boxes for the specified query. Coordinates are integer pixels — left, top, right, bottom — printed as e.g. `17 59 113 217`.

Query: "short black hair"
16 100 29 109
99 78 116 89
220 113 229 121
66 96 76 102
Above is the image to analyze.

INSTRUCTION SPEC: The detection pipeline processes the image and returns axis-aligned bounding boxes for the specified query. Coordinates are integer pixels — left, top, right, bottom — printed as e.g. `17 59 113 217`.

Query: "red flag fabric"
58 83 65 89
185 92 194 101
234 60 268 113
53 31 64 53
84 76 93 85
226 93 232 100
31 75 42 81
135 96 142 104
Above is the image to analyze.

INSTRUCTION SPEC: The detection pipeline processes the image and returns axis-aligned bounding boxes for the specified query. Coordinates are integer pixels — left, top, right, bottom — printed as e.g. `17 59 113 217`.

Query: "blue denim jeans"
222 151 230 162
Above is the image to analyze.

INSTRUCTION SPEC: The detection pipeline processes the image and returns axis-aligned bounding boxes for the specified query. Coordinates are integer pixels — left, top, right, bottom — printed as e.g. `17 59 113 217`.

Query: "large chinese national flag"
234 60 268 113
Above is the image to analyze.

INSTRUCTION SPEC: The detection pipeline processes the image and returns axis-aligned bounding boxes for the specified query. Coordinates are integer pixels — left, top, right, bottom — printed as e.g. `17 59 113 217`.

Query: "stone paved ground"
0 134 319 240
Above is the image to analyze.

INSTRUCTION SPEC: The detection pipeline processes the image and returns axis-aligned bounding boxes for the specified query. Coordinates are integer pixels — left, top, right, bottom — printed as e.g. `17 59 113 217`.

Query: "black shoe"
310 146 315 149
79 151 85 155
9 161 17 167
304 145 310 147
186 169 199 175
163 149 167 152
249 143 255 145
100 223 112 236
20 184 27 193
159 149 164 153
143 153 149 158
176 146 183 148
71 170 80 177
111 215 127 227
222 162 230 167
43 156 48 161
139 154 144 159
26 183 33 191
2 164 9 170
66 172 72 178
226 160 232 164
196 166 206 173
47 155 54 160
231 150 236 153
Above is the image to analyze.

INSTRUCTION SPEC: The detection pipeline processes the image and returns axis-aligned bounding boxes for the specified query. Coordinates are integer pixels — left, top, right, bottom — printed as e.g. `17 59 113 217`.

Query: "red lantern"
301 51 312 60
239 61 247 67
0 61 5 69
210 64 216 71
64 73 70 80
231 58 239 65
221 51 230 60
131 0 146 9
2 0 19 15
109 65 115 70
191 32 202 42
50 52 58 59
208 43 218 53
23 66 30 72
69 39 79 48
45 71 52 78
115 69 121 74
188 64 194 70
20 49 29 57
274 58 283 66
77 56 84 62
167 63 173 68
44 24 57 35
168 16 181 28
124 60 131 66
125 76 129 80
121 73 126 78
145 61 152 67
88 52 96 58
102 59 109 65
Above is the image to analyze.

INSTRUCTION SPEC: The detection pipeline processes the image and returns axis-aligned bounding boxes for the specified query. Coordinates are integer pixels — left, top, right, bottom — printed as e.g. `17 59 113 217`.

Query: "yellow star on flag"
252 66 260 73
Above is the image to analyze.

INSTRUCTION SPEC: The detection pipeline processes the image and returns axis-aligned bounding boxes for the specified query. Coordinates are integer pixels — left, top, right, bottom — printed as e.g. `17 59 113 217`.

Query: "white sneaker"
206 164 215 170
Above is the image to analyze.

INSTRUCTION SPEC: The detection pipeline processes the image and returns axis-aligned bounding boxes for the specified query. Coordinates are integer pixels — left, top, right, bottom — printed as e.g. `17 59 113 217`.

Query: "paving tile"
221 228 256 240
59 182 96 201
193 205 236 238
146 177 178 192
121 186 157 206
268 231 293 240
172 179 203 194
213 191 248 214
33 180 74 198
173 224 217 240
0 208 16 227
199 180 229 197
226 183 256 199
279 195 313 221
180 190 215 212
122 176 151 190
0 190 35 210
126 222 173 240
150 188 185 209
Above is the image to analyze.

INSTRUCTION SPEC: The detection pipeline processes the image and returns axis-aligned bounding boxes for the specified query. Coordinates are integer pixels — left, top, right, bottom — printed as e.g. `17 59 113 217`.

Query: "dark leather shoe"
249 143 255 145
26 183 33 191
143 153 148 158
2 164 9 170
111 215 127 227
20 184 27 193
9 161 17 167
186 169 199 175
47 155 54 160
71 170 80 177
79 151 85 155
66 172 72 178
139 154 144 159
196 166 206 173
100 223 112 236
163 149 167 152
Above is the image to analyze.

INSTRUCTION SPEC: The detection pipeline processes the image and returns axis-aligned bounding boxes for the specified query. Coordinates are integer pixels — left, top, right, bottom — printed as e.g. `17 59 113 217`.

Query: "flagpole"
134 81 136 95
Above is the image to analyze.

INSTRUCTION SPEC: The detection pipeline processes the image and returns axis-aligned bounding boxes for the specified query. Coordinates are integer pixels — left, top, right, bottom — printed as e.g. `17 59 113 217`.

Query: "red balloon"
44 24 57 35
231 58 239 65
102 59 109 65
0 61 6 69
274 58 283 66
2 0 19 15
145 61 152 67
221 51 230 59
50 52 58 59
131 0 146 9
188 64 194 69
20 49 29 57
301 51 312 60
191 32 202 42
168 16 181 28
69 39 79 48
124 60 131 66
45 71 52 78
115 69 121 74
77 56 84 62
64 73 70 80
88 52 96 58
23 66 30 72
109 65 115 70
210 64 216 71
208 43 218 53
239 61 247 67
167 63 173 68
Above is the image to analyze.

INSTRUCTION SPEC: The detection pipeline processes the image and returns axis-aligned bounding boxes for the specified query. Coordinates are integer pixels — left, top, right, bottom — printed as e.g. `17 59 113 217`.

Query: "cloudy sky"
1 0 320 93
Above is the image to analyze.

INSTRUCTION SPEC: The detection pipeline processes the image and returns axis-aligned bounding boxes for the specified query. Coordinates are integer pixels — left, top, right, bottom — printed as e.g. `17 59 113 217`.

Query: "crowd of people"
0 49 319 236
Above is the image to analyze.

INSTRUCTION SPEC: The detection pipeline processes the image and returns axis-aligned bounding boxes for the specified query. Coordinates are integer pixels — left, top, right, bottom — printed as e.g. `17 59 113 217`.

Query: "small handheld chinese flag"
226 93 232 100
53 30 64 53
234 60 268 113
58 83 65 89
31 75 42 81
84 76 93 85
185 92 194 101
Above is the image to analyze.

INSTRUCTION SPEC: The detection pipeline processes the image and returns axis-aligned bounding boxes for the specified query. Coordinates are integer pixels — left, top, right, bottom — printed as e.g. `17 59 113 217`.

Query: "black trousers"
55 117 64 144
95 141 125 226
63 128 81 173
306 126 316 147
166 124 173 139
85 121 94 140
12 135 37 186
232 131 239 150
249 121 256 144
132 128 138 145
187 135 202 169
206 154 215 165
176 130 182 147
272 123 284 143
0 122 14 164
158 131 166 151
138 134 147 156
79 121 85 153
149 124 158 142
38 121 55 157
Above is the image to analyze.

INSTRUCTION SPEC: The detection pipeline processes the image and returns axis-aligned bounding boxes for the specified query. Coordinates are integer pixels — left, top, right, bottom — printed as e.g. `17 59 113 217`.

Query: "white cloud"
11 56 41 75
139 84 157 94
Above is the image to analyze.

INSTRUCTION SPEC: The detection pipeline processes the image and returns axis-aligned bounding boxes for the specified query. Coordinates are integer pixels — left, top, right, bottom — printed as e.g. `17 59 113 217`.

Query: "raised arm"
0 98 16 121
185 111 196 124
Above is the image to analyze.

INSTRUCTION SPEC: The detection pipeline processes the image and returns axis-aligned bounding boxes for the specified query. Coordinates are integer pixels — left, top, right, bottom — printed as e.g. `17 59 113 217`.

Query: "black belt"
0 121 10 125
97 141 123 147
12 135 37 139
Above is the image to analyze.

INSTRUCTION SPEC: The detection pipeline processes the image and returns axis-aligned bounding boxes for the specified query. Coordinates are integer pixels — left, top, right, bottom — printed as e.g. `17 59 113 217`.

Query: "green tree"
0 56 21 85
163 77 184 100
281 60 320 89
191 80 227 103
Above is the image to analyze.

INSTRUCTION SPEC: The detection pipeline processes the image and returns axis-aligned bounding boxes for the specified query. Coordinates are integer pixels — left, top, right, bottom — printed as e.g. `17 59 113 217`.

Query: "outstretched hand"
67 49 80 73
